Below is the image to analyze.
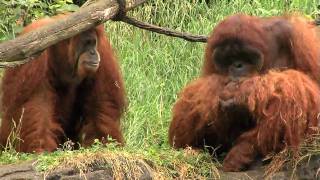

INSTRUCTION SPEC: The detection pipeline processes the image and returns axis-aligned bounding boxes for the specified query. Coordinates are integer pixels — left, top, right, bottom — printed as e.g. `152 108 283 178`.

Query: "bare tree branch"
1 0 318 67
121 16 208 42
0 0 146 66
119 17 320 43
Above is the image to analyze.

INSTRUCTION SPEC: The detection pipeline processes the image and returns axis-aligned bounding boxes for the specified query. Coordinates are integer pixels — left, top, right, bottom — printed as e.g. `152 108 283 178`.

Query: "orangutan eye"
85 39 96 47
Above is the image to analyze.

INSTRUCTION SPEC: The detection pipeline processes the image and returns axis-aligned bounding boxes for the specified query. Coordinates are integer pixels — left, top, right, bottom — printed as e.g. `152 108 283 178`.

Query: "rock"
0 156 318 180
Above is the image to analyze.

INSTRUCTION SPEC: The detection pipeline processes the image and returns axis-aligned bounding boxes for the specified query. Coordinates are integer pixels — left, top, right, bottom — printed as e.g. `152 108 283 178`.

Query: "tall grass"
104 0 319 148
0 1 319 174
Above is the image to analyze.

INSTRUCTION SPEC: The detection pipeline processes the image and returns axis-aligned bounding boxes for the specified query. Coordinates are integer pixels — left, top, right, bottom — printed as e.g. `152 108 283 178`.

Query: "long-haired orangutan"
169 14 320 172
0 15 126 153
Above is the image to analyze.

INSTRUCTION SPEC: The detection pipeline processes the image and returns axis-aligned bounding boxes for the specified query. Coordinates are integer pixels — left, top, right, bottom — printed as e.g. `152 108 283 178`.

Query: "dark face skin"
212 40 265 108
212 41 263 81
72 30 100 80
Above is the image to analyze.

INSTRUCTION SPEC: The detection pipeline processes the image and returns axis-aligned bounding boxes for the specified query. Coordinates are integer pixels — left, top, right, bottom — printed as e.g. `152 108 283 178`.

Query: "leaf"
56 4 79 12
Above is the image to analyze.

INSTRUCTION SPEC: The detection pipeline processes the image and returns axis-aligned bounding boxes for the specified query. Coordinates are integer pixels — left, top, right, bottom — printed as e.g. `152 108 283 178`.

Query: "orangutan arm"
221 70 320 171
169 76 224 148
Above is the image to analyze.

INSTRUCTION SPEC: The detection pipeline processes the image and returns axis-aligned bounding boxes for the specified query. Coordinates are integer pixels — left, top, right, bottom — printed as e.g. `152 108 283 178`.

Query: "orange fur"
169 14 320 171
0 15 126 152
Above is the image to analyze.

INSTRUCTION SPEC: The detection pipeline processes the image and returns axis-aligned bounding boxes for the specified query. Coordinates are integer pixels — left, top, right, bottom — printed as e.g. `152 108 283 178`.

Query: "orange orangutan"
169 14 320 171
0 15 126 153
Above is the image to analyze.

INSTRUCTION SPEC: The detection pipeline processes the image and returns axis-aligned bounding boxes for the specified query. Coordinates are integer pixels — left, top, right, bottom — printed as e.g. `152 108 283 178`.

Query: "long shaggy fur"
0 15 126 152
169 14 320 171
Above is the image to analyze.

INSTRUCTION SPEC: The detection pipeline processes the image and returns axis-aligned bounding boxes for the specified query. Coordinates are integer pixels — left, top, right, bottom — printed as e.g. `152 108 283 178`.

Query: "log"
0 0 146 67
0 155 318 179
0 159 154 180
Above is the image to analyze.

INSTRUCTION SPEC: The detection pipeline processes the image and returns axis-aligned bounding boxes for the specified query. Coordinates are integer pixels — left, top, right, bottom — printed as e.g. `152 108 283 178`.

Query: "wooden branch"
0 0 146 66
121 16 208 42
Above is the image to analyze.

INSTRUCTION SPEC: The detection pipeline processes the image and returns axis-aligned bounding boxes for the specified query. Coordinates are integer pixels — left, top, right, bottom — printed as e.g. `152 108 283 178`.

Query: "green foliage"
0 0 319 177
107 0 319 149
0 0 79 41
48 0 79 13
33 142 219 179
0 150 35 164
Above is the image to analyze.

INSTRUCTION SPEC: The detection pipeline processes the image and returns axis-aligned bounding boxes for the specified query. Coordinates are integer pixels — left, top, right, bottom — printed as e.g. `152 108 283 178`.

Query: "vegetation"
0 0 319 178
0 0 78 40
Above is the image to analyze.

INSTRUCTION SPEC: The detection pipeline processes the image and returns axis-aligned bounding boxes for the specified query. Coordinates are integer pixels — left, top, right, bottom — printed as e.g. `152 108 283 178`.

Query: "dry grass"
265 132 320 179
36 143 220 179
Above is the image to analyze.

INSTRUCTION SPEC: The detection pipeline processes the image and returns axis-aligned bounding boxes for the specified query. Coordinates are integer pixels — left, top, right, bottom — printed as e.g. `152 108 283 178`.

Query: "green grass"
33 142 220 179
107 0 319 148
0 0 319 178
